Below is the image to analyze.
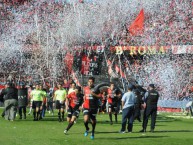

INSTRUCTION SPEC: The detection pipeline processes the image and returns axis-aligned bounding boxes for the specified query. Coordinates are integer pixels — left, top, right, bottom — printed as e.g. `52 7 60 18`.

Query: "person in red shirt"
82 77 100 140
107 82 122 125
0 84 7 117
63 79 70 91
99 91 107 113
64 86 83 134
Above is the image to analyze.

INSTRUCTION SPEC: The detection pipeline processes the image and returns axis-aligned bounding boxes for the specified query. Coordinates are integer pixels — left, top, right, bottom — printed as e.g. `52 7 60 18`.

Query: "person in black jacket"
133 89 143 122
18 82 28 119
1 82 18 121
140 84 159 132
0 90 4 103
0 85 7 117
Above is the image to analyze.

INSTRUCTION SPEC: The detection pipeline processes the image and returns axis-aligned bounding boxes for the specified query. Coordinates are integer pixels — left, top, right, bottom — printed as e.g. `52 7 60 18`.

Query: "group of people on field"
0 77 160 139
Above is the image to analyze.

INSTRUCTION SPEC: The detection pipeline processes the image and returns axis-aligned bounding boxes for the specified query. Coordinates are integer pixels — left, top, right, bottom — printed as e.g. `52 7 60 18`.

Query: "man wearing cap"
140 84 159 132
64 86 83 134
119 84 136 133
18 82 28 119
54 82 67 122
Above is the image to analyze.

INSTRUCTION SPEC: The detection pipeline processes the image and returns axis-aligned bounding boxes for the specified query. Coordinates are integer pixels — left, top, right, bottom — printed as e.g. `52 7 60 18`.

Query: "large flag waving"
64 52 74 74
128 9 144 36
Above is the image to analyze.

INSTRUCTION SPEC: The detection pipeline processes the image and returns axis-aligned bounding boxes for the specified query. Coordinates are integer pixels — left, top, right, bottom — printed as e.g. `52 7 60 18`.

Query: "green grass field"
0 109 193 145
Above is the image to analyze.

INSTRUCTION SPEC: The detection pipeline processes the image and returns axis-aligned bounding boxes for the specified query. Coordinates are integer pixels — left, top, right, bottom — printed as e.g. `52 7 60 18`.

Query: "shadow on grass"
156 116 177 122
95 129 193 135
95 131 120 134
16 118 60 122
97 120 121 125
97 135 169 140
154 130 193 133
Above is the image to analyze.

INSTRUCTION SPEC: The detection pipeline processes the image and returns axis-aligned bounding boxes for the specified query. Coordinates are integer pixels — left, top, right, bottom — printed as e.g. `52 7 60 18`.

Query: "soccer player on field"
39 85 47 119
68 82 76 95
107 82 122 124
82 77 101 140
30 83 45 121
27 85 33 115
54 82 67 122
64 86 83 134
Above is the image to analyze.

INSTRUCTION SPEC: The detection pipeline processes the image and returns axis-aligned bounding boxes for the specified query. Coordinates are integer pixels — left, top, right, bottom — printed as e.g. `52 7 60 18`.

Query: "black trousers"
19 106 27 117
143 105 157 130
133 106 141 121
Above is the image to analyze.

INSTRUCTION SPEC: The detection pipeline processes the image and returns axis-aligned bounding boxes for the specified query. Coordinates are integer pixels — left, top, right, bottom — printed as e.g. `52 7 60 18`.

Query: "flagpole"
118 54 125 92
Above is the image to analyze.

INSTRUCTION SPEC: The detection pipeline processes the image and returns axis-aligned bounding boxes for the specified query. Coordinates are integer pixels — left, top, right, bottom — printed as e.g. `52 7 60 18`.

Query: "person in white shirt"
68 82 76 95
185 101 193 116
119 84 136 133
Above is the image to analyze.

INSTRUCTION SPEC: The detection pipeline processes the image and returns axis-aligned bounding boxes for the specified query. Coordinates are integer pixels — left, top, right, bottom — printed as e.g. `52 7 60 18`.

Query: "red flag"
79 0 84 3
64 53 74 74
71 70 81 86
0 85 5 89
115 65 120 73
107 60 113 74
81 55 91 75
192 2 193 15
128 9 144 36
